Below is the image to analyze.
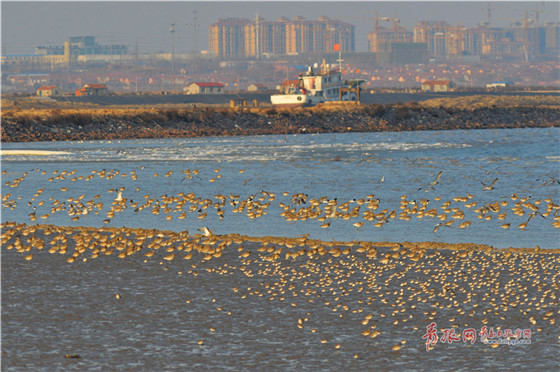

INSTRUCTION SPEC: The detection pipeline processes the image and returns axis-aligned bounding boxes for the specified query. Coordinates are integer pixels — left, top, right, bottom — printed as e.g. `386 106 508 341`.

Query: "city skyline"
2 1 559 56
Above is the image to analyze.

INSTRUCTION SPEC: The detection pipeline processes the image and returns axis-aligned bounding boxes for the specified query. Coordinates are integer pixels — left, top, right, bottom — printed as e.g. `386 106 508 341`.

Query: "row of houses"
37 83 109 97
185 82 271 94
35 82 270 96
417 79 513 92
191 80 460 93
38 79 509 96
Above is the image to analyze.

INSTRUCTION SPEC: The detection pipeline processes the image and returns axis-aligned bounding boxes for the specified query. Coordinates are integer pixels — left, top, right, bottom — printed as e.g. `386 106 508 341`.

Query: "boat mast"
337 49 343 73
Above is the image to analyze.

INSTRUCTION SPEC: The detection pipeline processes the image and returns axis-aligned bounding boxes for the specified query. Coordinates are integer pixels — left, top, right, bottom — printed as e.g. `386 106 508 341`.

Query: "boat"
269 85 313 108
270 59 364 108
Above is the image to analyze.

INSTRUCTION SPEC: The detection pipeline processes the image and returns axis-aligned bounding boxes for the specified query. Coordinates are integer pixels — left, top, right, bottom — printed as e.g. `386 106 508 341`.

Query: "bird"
458 221 472 229
527 211 545 222
430 171 443 186
418 171 442 192
433 223 451 233
537 177 560 186
481 178 498 190
198 227 212 236
358 154 377 164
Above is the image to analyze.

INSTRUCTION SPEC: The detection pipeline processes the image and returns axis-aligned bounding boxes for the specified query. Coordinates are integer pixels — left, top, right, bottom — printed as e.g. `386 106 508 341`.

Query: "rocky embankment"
2 100 559 142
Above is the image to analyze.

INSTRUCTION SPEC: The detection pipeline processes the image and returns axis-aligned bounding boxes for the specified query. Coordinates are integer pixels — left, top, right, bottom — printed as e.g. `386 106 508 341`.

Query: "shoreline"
3 222 558 254
2 95 559 143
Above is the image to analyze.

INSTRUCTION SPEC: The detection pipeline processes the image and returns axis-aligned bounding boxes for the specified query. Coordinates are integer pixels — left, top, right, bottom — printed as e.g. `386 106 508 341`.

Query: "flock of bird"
2 167 559 236
2 220 559 354
2 164 559 355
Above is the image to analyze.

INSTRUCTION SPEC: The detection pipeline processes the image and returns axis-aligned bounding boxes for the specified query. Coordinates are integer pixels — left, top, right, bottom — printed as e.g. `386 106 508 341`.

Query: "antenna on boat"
337 49 343 73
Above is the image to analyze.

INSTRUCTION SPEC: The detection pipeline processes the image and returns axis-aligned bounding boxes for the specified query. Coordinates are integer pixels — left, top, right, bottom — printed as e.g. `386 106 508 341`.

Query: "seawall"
2 100 559 143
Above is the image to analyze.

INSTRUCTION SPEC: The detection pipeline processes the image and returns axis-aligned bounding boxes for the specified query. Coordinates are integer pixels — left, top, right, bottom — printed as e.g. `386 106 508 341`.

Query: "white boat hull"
270 94 310 108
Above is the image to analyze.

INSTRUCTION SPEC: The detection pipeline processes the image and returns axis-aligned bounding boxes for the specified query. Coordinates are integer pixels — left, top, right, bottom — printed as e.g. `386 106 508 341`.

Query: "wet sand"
2 222 559 370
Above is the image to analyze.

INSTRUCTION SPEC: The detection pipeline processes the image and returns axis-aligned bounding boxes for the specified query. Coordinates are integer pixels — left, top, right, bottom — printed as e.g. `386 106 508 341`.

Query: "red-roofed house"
75 84 109 96
37 85 62 97
421 80 455 92
187 82 225 94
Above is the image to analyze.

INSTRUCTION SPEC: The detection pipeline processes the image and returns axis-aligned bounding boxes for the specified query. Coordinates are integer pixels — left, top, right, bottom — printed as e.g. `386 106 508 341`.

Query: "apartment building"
209 16 355 59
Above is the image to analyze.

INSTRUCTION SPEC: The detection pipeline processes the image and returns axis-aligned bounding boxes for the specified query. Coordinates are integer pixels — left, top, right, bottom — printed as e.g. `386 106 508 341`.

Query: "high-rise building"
209 18 253 59
209 16 355 59
367 13 412 54
463 26 506 57
368 26 413 53
414 21 451 57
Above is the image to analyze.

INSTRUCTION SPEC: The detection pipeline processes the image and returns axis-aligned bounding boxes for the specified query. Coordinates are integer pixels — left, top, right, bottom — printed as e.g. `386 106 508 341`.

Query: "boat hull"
270 94 311 108
271 102 308 108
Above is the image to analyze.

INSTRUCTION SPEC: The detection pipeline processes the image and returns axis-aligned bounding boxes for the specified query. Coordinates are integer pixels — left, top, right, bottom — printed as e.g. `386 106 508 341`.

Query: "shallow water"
2 128 559 249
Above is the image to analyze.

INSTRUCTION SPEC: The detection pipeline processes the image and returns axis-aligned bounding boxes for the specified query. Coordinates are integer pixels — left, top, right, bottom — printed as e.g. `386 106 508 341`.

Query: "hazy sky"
2 1 558 55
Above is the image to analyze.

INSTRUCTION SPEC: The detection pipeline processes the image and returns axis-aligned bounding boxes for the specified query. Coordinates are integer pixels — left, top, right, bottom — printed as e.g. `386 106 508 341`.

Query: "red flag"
333 43 340 52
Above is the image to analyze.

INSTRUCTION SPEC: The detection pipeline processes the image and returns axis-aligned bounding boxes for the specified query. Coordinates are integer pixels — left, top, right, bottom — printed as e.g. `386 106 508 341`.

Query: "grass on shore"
2 95 559 123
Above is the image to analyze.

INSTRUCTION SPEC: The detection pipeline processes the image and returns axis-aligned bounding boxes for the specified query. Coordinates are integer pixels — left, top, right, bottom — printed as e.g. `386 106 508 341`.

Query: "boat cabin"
299 61 344 100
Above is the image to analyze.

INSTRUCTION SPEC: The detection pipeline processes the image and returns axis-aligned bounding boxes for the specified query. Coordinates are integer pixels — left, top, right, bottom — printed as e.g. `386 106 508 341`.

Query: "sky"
2 1 558 55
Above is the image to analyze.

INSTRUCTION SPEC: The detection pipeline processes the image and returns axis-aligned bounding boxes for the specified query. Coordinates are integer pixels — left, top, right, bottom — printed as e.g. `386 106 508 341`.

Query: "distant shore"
2 95 559 143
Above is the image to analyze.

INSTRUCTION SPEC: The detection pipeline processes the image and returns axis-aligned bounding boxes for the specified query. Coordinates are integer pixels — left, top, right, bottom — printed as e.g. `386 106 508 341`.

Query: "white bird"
198 227 212 236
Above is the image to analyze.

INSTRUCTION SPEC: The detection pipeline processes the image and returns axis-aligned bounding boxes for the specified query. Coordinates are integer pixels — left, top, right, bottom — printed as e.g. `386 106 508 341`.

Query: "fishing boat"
270 59 364 108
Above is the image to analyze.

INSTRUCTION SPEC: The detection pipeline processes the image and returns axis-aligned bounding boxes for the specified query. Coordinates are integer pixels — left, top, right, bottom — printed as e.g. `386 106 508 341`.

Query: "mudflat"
2 222 559 370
